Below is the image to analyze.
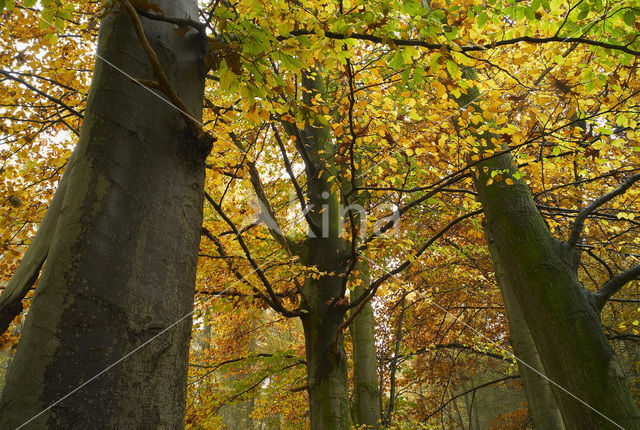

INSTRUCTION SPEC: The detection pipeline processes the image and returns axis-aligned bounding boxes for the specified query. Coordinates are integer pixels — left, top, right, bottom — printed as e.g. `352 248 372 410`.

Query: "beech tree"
0 0 211 426
1 0 640 429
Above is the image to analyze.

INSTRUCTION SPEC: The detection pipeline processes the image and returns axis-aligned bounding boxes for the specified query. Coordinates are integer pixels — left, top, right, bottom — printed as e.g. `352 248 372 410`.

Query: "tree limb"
133 5 206 35
421 375 520 422
0 155 73 335
568 173 640 248
0 70 84 119
280 30 640 57
272 124 322 237
118 0 214 149
594 263 640 311
205 192 301 318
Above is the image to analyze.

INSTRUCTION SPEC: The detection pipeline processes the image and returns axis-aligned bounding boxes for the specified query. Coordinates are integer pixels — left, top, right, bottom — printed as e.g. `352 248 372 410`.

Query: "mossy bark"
350 264 382 429
486 230 564 430
0 1 207 427
291 71 352 430
474 152 640 429
301 241 350 430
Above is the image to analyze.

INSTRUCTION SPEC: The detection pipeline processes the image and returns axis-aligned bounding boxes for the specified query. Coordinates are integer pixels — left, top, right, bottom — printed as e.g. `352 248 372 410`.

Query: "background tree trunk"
485 230 564 429
350 263 382 429
0 1 207 427
474 151 640 429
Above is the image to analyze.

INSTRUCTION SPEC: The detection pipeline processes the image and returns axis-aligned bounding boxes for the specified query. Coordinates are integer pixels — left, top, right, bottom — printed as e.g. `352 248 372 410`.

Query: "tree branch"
421 375 520 422
205 192 301 318
594 263 640 311
568 173 640 248
0 70 83 119
350 210 482 312
200 227 280 309
118 0 214 149
133 5 206 36
271 124 323 237
280 30 640 57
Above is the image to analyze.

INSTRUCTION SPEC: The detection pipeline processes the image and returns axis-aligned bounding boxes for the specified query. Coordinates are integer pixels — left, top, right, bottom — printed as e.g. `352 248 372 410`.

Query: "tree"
486 231 565 429
2 0 640 428
475 148 640 428
0 0 210 426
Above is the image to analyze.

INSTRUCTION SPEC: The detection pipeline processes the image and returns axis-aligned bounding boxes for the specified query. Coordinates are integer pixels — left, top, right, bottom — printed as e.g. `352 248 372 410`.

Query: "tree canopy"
1 0 640 428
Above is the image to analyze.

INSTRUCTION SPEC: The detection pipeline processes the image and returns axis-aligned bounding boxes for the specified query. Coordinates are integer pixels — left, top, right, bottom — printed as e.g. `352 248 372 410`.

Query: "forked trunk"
475 152 640 429
486 230 564 429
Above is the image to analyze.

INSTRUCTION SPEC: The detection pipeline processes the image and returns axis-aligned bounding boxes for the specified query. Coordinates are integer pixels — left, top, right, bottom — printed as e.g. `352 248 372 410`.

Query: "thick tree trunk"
298 187 351 430
302 269 350 430
0 1 207 428
350 263 382 429
474 152 640 429
485 230 564 429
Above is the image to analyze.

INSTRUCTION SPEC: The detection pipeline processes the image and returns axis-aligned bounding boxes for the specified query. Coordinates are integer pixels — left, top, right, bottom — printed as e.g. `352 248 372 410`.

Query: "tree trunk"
385 291 406 428
301 259 350 430
350 263 382 429
485 230 564 429
474 152 640 429
0 1 207 427
292 71 352 430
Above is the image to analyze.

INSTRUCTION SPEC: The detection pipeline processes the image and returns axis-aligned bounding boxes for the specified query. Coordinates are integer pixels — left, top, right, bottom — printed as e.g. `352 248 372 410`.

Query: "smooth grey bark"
301 247 350 430
350 264 382 429
474 152 640 429
0 1 208 427
485 230 564 430
344 155 381 429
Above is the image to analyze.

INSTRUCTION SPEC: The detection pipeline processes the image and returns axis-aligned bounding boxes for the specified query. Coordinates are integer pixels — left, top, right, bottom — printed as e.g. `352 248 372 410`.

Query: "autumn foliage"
2 0 640 428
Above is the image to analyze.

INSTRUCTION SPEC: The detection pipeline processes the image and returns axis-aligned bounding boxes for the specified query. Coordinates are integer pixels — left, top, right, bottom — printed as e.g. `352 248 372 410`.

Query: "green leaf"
524 7 535 21
413 67 424 84
585 80 594 93
389 50 404 70
477 12 488 28
623 10 636 26
430 53 442 74
446 59 460 77
24 0 37 6
576 8 589 20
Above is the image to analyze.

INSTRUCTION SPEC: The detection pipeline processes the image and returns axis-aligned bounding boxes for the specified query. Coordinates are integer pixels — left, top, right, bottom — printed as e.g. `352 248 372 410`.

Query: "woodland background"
1 0 640 428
